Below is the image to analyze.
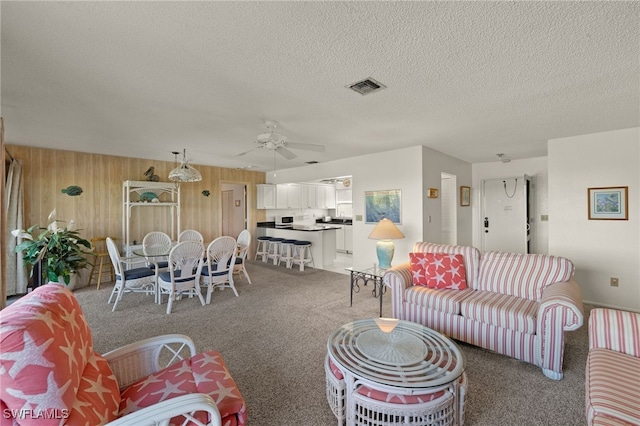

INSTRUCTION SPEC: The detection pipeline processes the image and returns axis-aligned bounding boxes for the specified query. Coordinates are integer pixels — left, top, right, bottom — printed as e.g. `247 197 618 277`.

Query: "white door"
441 173 457 245
222 190 233 236
481 177 530 253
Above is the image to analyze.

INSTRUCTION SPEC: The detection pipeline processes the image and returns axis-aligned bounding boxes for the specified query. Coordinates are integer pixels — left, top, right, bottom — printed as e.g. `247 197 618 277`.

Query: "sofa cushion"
478 252 574 301
413 243 481 289
119 350 247 426
405 286 475 315
0 284 120 426
586 348 640 426
410 253 468 290
460 290 538 334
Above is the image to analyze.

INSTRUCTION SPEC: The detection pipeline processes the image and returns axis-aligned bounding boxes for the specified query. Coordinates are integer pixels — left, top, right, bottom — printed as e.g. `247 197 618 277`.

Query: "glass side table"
346 264 388 317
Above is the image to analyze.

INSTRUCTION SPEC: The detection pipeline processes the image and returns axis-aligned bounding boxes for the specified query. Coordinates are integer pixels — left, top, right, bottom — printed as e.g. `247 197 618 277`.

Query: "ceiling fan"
235 120 325 160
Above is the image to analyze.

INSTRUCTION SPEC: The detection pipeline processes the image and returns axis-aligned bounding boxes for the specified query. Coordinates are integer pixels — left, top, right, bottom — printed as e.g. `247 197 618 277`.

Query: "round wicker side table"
326 318 467 426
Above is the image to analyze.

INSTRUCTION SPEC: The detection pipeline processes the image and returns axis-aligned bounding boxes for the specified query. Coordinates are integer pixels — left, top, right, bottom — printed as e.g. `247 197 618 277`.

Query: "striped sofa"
586 308 640 425
384 242 584 380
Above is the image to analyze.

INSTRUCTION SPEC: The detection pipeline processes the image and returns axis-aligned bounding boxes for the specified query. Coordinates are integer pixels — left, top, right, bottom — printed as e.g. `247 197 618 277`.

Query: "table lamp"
368 218 405 269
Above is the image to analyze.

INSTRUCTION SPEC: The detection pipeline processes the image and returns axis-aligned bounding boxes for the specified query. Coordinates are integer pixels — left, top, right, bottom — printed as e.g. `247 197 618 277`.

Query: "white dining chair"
234 230 252 284
201 236 238 303
106 237 157 312
178 229 204 243
142 231 172 272
157 241 206 314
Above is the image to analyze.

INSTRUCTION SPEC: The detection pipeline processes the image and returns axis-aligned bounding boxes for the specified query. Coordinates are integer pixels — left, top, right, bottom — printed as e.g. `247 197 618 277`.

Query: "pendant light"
169 149 202 182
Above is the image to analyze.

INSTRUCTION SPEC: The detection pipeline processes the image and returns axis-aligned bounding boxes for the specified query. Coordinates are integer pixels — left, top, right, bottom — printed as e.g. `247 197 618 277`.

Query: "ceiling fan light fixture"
169 149 202 182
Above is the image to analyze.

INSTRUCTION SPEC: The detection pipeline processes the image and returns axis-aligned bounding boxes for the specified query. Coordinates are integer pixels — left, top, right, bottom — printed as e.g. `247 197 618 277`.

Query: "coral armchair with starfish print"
0 284 247 426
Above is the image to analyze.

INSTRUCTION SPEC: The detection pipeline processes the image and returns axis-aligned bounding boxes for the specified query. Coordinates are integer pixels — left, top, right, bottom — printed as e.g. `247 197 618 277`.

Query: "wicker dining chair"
158 241 206 314
201 236 238 303
142 231 172 271
234 230 252 284
178 229 204 243
106 237 157 312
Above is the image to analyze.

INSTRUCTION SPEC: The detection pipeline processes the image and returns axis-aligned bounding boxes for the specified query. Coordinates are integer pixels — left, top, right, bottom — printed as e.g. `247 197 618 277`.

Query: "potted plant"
13 209 93 286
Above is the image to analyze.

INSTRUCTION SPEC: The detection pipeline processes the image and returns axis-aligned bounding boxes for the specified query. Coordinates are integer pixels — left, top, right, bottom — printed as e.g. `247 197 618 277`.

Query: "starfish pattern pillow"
409 252 468 289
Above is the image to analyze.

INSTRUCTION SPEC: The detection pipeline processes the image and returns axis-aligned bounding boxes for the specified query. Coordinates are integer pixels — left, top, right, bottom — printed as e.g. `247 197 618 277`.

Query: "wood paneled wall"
6 145 266 254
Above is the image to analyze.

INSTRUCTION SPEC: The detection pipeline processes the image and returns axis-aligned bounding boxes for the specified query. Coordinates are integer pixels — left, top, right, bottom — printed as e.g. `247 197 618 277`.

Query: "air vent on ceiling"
347 77 386 95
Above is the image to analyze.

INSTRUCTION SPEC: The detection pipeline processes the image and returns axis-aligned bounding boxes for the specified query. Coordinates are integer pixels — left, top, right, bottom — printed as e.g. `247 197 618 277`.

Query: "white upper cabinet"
276 184 302 209
257 184 277 209
302 184 318 209
258 182 334 209
317 184 336 209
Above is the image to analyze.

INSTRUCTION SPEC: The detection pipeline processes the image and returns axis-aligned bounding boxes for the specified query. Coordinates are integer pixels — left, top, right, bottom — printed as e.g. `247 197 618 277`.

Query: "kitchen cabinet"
258 182 334 209
276 184 302 209
302 184 317 208
257 184 276 209
316 184 336 209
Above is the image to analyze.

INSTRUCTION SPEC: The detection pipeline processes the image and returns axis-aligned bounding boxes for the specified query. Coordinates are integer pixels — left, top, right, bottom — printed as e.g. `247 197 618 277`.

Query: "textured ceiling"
2 1 639 172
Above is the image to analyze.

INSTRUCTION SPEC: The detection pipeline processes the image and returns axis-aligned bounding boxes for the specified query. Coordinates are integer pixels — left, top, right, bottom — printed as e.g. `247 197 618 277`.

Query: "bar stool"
255 236 272 262
266 238 285 265
278 239 298 269
88 237 115 289
292 240 315 271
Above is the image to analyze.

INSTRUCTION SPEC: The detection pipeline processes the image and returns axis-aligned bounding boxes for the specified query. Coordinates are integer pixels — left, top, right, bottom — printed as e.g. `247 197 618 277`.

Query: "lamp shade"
169 149 202 182
368 218 405 240
368 218 404 269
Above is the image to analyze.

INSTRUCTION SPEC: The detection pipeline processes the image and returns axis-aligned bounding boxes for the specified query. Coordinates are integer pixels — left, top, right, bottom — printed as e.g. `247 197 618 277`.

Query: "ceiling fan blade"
235 147 259 157
285 142 325 152
276 146 297 160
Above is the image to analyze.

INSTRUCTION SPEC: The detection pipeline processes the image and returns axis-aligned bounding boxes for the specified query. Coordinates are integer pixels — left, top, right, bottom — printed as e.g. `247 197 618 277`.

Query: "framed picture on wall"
365 189 401 224
588 186 628 220
460 186 470 207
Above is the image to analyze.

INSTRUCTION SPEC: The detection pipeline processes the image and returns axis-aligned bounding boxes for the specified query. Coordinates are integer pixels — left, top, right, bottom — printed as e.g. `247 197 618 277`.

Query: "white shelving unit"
122 180 181 255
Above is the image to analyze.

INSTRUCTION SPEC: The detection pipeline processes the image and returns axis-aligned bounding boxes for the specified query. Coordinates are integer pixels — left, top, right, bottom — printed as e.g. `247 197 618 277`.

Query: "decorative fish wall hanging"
61 185 83 196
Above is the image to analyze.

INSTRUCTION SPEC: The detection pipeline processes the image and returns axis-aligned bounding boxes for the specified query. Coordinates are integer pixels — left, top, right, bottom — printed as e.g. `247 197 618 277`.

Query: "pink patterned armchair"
0 284 246 425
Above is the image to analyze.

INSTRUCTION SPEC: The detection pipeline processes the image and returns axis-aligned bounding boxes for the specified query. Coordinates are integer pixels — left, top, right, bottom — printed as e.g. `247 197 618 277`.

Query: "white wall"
472 157 549 254
267 145 472 267
548 127 639 312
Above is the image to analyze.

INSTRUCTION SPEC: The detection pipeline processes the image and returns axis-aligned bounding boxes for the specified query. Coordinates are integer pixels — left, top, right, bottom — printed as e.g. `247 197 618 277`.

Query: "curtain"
6 158 27 295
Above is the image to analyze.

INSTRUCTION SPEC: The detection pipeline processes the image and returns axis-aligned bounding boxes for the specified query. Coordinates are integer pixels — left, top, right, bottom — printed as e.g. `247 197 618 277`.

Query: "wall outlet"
355 215 363 221
540 214 549 222
610 277 619 287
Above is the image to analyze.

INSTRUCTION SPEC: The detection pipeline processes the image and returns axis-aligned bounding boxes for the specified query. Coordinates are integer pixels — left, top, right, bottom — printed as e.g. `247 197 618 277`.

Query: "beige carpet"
73 260 591 426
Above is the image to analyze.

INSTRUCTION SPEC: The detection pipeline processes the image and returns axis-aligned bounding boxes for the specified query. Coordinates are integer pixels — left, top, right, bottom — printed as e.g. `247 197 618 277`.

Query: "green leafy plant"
13 209 93 285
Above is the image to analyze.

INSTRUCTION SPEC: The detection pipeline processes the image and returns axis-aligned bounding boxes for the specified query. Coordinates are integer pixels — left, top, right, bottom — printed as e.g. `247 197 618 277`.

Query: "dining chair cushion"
201 265 231 277
117 267 156 280
148 261 169 270
118 350 247 426
159 270 198 283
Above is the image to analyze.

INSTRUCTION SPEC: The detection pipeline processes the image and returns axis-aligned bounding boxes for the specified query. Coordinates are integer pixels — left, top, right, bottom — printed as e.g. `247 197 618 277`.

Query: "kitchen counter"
316 218 352 225
256 222 338 268
257 222 343 231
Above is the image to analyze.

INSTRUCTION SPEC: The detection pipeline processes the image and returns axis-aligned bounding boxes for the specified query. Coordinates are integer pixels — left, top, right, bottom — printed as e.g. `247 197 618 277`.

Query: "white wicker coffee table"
326 318 467 426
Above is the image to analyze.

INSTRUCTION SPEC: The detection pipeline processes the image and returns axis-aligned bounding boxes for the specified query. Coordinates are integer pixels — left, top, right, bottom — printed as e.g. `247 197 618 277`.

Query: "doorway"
441 173 457 245
480 176 531 253
221 183 247 238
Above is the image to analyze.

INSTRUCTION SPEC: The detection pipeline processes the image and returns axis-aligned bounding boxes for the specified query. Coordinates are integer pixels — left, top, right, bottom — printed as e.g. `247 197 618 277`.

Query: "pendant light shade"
169 149 202 182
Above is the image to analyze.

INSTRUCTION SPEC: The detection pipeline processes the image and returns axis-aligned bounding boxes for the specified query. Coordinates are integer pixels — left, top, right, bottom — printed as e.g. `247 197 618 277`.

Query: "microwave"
276 216 294 225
